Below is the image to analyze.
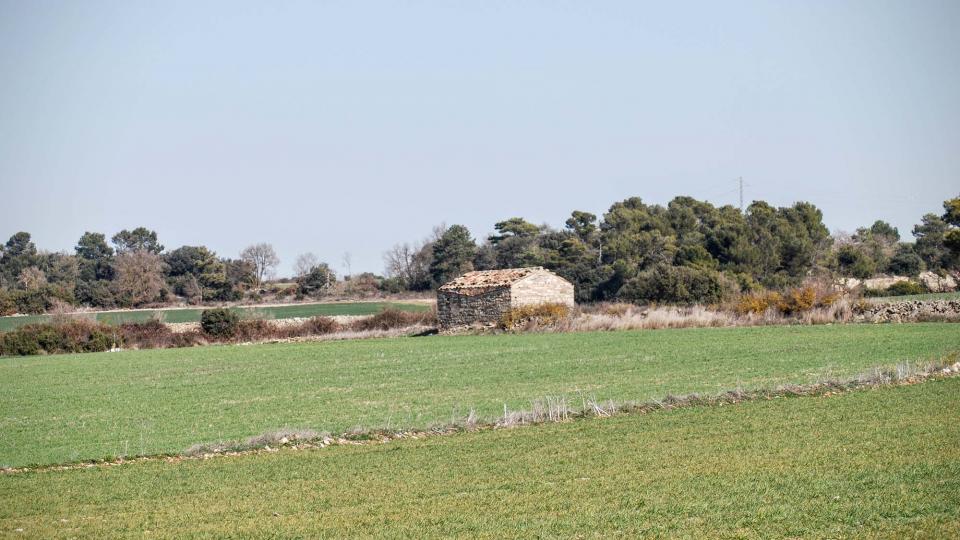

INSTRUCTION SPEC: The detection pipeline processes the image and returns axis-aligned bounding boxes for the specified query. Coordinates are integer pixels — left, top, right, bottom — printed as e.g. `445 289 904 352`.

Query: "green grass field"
0 301 428 332
2 377 957 538
2 324 958 468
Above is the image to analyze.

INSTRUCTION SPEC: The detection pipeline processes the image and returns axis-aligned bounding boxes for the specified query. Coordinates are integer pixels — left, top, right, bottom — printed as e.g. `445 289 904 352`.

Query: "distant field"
1 378 957 537
1 323 958 468
0 301 429 332
868 290 960 302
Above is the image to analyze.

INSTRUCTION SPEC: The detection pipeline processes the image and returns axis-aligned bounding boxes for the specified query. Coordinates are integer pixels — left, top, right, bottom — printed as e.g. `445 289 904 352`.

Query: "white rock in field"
862 275 909 290
919 271 958 292
278 437 289 445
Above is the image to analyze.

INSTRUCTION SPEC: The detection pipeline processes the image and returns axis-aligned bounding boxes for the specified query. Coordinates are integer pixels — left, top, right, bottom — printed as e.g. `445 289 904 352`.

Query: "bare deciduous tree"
294 252 319 278
112 251 167 307
17 267 47 290
240 243 280 289
383 224 445 290
383 243 415 282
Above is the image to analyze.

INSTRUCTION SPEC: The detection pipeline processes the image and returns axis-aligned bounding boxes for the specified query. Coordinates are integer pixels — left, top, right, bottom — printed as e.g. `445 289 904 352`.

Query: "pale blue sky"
1 1 958 276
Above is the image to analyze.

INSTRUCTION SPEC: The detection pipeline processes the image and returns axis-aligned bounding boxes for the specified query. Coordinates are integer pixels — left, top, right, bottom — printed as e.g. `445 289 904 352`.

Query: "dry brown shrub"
301 316 340 335
734 291 781 315
777 287 816 315
799 297 854 324
234 319 276 341
119 319 174 349
736 286 838 317
350 308 436 332
554 305 736 333
170 330 206 348
595 303 632 317
499 303 571 330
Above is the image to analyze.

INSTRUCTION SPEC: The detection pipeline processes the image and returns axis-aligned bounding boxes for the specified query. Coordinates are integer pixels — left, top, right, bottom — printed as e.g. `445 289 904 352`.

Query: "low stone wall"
437 287 511 330
854 300 960 323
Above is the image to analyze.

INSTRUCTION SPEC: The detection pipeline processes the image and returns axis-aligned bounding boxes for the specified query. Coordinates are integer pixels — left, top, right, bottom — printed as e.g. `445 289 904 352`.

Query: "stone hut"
437 267 574 329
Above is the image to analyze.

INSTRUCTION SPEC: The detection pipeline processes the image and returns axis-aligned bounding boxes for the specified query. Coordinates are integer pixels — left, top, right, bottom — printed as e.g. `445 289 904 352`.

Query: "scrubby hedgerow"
0 318 120 356
301 316 340 335
119 319 207 349
0 307 438 356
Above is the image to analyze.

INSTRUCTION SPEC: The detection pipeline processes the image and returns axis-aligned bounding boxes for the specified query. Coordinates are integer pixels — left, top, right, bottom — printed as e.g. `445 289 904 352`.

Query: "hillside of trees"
2 195 958 315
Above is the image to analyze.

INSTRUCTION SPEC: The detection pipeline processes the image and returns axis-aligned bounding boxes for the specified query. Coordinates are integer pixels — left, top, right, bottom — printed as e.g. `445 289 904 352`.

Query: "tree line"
384 194 960 303
2 194 958 314
0 228 338 315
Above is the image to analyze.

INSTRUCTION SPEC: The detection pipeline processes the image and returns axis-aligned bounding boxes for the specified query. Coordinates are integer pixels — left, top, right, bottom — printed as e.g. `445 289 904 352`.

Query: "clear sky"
1 1 958 276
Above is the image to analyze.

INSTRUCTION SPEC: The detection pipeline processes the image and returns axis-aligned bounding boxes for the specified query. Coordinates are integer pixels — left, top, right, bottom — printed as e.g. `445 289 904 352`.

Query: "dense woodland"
387 194 960 303
1 194 958 315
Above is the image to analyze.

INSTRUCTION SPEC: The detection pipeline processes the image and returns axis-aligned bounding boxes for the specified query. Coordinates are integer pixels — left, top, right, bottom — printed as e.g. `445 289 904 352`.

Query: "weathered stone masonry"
437 267 575 330
437 287 512 329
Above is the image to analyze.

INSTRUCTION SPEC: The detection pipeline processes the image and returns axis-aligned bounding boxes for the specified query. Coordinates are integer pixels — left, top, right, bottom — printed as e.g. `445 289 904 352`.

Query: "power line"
739 176 744 212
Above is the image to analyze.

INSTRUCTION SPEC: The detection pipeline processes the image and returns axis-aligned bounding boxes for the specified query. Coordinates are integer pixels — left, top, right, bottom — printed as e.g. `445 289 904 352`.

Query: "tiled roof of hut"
438 267 546 292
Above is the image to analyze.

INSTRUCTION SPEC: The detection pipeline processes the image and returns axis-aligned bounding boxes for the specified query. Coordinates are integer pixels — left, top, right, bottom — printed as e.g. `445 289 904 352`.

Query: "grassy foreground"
0 301 428 331
2 324 959 468
2 378 958 538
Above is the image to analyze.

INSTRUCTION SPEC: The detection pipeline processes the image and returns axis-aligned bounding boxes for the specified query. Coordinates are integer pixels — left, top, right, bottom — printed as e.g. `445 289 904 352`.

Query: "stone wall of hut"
437 287 512 329
510 273 575 308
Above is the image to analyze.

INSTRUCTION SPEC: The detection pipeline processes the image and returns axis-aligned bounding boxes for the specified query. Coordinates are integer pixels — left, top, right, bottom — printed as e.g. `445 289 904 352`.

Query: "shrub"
834 245 877 279
0 319 120 356
301 316 340 335
863 280 926 298
620 265 737 305
11 289 52 314
234 319 275 342
735 286 835 316
379 277 406 294
735 291 782 315
887 245 923 276
75 280 115 308
297 264 336 297
6 285 76 315
170 330 206 348
0 290 15 316
274 286 297 298
500 303 571 330
200 308 240 338
119 319 175 349
350 308 435 332
777 287 816 315
0 329 41 356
